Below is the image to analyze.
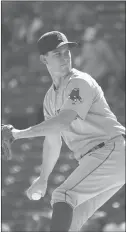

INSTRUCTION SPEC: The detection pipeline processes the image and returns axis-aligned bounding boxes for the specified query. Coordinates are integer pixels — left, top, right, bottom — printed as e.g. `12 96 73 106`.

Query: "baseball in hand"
31 192 42 200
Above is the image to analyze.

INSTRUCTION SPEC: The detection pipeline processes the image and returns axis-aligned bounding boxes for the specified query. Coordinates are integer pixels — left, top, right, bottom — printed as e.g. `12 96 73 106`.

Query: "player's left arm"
12 78 94 140
12 106 77 140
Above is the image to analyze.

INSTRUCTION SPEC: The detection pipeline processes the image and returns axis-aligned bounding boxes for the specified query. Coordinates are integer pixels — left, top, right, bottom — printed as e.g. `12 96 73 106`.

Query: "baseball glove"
1 124 15 160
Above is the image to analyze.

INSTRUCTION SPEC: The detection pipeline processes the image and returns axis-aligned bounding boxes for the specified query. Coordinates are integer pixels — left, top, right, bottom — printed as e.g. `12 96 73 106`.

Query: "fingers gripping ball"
1 124 15 160
31 192 42 200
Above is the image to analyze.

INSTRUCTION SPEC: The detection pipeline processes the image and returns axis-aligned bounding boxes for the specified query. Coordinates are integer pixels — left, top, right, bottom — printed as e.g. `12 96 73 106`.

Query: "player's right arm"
26 133 62 199
40 133 62 181
26 96 62 199
40 95 62 180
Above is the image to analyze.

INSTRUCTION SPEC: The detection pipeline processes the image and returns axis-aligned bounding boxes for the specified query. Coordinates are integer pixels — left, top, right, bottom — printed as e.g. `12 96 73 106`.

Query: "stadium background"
1 1 125 232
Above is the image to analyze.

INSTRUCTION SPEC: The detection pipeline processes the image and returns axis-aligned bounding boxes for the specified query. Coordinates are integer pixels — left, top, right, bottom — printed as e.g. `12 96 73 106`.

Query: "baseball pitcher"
2 31 125 231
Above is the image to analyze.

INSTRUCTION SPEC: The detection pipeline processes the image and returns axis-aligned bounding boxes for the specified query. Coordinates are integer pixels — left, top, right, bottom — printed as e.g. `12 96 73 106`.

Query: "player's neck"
49 69 72 90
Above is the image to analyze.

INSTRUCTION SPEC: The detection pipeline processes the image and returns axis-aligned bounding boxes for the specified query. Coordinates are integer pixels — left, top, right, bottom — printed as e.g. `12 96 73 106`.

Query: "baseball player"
2 31 125 231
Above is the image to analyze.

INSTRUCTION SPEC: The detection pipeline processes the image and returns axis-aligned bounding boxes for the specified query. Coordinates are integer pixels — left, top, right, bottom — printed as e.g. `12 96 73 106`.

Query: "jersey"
43 68 125 160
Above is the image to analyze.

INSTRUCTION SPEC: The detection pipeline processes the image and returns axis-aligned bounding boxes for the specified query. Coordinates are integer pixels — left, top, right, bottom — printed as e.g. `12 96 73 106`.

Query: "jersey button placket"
55 90 60 115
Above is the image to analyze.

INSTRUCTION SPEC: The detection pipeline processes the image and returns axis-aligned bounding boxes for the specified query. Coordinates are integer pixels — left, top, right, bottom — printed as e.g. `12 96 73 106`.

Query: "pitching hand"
26 177 47 200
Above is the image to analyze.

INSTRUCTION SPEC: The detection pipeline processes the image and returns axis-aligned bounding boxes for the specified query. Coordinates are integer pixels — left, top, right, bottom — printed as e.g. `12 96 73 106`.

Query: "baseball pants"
51 135 125 231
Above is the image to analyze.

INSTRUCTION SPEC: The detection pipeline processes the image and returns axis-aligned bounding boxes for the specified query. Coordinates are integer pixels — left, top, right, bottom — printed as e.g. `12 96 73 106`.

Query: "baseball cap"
37 31 78 55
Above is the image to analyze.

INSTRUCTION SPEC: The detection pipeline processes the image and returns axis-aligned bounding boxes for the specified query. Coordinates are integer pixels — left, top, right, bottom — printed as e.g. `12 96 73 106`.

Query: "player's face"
45 44 72 76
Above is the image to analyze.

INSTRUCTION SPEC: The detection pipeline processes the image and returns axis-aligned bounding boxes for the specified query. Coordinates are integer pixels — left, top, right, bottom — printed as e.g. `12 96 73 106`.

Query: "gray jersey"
43 68 125 159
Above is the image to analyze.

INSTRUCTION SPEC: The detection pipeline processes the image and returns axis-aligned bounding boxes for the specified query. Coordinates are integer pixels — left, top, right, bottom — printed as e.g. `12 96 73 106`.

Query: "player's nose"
61 53 69 61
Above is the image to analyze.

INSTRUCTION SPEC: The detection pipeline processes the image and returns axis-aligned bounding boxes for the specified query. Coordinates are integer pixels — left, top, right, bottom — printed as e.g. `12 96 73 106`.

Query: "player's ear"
40 55 47 65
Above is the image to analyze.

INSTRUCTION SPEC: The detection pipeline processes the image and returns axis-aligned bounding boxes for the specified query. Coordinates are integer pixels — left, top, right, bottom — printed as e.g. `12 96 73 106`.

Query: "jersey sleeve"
60 78 94 120
43 94 52 121
43 104 51 121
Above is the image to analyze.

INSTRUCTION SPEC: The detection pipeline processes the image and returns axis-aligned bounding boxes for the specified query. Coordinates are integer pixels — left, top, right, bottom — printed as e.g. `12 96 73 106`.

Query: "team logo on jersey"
68 88 83 105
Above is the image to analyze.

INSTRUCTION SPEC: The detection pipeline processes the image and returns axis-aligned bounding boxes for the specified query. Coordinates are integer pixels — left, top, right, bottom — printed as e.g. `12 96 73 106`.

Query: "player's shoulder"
68 68 96 88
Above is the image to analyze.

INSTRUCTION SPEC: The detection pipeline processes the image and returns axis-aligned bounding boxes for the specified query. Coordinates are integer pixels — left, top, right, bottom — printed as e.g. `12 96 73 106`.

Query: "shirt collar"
53 68 75 92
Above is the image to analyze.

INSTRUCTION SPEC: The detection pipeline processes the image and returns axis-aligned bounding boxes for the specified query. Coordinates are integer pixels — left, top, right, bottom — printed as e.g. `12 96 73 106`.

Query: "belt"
79 134 125 160
80 142 105 159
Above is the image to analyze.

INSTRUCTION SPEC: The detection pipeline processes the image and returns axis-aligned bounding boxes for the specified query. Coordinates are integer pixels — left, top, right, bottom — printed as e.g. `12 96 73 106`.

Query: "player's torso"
44 68 125 159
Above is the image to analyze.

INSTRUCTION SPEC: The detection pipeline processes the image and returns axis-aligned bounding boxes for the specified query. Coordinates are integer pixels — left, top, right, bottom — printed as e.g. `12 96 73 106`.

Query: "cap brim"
57 41 78 49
